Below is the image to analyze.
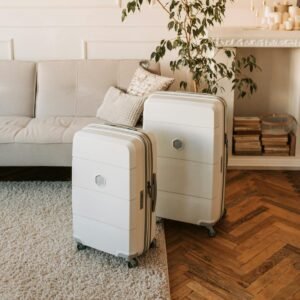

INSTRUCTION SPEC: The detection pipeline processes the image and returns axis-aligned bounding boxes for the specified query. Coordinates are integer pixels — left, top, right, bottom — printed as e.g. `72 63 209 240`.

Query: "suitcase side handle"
147 173 157 212
151 174 157 212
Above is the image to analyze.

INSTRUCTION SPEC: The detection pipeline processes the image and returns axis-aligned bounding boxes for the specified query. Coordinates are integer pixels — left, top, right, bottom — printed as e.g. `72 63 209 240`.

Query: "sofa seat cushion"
14 117 105 144
0 117 32 143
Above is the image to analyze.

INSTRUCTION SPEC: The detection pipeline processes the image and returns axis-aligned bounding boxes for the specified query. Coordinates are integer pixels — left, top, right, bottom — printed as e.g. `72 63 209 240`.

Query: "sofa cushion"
127 66 174 96
14 117 105 144
0 117 32 143
36 60 160 118
96 86 146 127
0 61 36 117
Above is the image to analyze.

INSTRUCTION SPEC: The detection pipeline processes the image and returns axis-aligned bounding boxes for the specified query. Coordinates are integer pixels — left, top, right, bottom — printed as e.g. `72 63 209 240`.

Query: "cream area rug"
0 182 170 300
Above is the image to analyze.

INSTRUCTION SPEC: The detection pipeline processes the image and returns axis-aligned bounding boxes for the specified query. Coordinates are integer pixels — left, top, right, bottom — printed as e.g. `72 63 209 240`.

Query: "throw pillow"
97 87 146 127
127 66 174 97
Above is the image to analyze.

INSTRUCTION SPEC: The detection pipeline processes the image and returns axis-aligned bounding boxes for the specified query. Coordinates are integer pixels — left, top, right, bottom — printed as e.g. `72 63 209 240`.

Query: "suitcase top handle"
106 123 138 132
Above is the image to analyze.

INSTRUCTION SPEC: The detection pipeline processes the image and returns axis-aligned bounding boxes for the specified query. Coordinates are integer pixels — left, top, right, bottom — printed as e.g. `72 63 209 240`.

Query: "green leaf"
225 50 232 58
180 81 188 90
167 40 173 50
168 21 174 30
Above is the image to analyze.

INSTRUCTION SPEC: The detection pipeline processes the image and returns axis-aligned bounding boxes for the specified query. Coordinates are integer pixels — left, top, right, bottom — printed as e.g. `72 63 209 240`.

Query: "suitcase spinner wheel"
205 225 217 238
77 242 87 251
150 238 157 249
127 258 139 268
203 208 227 238
156 217 163 224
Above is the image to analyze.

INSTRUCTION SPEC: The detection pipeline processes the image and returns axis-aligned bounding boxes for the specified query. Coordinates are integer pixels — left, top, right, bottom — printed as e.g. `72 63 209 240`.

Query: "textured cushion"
97 87 146 127
36 60 160 118
0 117 32 143
0 61 36 117
13 117 105 144
127 67 174 97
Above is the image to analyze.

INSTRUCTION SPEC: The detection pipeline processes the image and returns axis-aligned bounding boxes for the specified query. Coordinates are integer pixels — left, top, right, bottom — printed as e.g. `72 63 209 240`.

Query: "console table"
210 27 300 170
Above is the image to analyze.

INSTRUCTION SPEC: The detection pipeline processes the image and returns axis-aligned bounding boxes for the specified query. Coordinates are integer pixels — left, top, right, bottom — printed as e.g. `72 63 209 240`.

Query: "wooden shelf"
228 127 300 170
228 153 300 170
211 26 300 169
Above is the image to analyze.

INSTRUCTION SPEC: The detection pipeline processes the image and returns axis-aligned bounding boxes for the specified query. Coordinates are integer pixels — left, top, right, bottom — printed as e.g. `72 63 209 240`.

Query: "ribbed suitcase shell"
143 92 227 234
72 124 157 263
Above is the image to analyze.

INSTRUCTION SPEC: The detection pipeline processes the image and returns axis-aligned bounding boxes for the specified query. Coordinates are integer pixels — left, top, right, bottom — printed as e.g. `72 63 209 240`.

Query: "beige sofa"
0 60 160 166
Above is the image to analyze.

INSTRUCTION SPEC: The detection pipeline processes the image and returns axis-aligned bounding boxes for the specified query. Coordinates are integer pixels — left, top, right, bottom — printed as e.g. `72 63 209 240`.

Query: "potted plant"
122 0 260 98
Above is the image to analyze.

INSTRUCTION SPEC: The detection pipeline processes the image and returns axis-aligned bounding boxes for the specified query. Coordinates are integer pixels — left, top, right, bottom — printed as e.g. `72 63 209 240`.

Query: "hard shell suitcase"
143 92 227 237
72 124 157 267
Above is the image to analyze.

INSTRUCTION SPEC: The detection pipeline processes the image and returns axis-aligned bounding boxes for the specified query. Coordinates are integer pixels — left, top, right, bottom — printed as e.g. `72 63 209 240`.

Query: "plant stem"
193 80 198 93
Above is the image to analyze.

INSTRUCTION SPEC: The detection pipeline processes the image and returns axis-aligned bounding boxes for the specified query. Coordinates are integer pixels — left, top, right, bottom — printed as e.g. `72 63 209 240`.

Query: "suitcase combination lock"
172 138 184 150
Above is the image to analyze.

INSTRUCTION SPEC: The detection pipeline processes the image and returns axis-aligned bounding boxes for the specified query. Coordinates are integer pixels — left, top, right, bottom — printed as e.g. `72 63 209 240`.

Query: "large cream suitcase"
143 92 227 237
72 124 157 267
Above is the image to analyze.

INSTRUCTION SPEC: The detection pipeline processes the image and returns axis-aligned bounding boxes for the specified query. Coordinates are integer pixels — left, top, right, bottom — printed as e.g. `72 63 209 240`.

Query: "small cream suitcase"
72 124 157 267
143 92 227 237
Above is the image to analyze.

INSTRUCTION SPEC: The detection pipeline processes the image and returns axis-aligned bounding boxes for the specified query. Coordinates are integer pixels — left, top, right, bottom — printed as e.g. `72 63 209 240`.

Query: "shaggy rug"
0 182 170 300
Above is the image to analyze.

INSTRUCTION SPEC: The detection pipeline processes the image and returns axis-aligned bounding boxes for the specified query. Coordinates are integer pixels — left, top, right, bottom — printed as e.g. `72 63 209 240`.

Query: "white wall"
0 0 257 62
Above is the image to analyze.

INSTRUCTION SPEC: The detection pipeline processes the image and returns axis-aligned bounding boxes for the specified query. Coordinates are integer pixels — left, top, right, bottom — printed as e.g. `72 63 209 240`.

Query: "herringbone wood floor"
165 170 300 300
1 168 300 299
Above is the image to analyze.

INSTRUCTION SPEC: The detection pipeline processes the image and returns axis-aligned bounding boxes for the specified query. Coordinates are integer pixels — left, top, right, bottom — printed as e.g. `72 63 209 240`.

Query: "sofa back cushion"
0 61 36 117
36 60 160 118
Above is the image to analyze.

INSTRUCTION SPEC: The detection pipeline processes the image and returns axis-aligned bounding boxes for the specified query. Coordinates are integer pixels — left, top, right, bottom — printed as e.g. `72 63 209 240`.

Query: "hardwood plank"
247 257 299 299
186 281 224 300
272 274 300 299
240 240 286 273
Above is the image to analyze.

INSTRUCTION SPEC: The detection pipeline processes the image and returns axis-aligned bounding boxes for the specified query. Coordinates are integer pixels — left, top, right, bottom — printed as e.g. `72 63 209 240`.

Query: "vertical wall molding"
81 40 87 59
0 39 14 60
10 39 14 60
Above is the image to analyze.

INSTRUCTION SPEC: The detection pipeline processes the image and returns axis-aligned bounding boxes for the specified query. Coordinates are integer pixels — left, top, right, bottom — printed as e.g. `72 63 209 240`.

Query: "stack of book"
261 129 292 156
262 134 289 156
233 116 262 155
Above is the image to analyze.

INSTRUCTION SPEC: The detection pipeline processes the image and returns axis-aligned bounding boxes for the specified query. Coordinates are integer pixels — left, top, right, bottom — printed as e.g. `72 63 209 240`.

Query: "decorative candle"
288 17 295 27
284 20 293 30
264 6 273 17
274 12 282 23
251 0 255 11
269 12 282 23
